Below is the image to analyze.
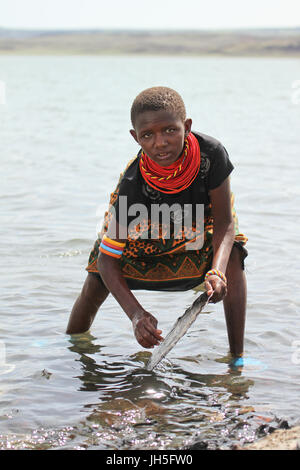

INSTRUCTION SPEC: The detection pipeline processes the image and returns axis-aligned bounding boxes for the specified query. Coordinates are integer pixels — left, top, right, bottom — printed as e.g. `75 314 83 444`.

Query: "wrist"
129 308 146 324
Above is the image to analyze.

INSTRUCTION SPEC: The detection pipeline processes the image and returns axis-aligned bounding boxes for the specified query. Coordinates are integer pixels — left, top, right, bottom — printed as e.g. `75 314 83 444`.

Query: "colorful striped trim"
99 235 126 259
102 234 126 248
204 269 227 284
99 246 122 259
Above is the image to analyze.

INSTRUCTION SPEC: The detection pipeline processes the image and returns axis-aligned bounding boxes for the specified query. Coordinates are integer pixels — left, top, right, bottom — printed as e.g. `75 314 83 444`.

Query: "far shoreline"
0 28 299 57
0 51 299 58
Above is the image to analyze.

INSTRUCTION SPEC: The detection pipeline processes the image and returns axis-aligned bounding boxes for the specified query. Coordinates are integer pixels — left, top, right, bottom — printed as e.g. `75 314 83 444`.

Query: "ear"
184 118 192 136
130 129 138 143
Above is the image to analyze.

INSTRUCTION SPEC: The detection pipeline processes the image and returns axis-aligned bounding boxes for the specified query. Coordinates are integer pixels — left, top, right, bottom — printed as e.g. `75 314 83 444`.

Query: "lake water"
0 55 300 450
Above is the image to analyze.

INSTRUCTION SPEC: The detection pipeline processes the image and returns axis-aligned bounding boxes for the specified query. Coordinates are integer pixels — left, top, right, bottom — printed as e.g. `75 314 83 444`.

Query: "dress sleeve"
207 143 234 190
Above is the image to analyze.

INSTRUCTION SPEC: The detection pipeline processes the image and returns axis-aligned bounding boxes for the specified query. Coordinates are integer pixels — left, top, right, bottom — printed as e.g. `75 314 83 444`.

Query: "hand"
131 310 164 349
205 275 227 303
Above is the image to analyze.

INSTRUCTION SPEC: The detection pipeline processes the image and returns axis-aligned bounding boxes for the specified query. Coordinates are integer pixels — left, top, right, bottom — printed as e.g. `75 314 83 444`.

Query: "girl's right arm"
97 248 163 349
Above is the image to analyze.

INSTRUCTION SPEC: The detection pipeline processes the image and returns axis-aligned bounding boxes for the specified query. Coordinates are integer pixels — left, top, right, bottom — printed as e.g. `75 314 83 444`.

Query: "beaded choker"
139 132 201 194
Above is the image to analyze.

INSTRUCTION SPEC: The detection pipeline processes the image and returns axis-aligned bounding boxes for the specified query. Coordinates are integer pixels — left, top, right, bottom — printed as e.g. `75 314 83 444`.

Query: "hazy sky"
0 0 299 30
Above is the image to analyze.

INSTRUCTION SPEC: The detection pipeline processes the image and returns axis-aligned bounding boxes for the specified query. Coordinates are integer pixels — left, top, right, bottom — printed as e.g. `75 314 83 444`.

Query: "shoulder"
114 153 142 201
112 154 140 192
120 154 140 182
192 131 234 190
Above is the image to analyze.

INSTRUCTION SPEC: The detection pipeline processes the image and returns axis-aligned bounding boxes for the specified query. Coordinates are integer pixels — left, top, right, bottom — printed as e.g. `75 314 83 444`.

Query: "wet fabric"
86 132 248 291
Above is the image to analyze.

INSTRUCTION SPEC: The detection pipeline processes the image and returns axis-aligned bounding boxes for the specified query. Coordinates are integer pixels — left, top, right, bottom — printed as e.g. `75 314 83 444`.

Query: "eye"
142 132 152 139
166 127 176 133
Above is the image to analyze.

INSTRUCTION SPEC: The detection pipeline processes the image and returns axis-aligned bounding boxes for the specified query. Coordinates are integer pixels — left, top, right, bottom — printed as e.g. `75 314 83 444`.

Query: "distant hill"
0 27 299 56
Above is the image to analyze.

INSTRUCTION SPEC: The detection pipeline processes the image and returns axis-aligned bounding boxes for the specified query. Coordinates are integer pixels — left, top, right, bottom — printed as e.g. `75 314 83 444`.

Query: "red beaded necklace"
139 132 201 194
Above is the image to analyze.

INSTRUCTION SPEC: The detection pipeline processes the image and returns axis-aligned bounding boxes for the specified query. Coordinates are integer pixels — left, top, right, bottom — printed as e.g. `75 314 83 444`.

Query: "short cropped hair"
131 86 186 128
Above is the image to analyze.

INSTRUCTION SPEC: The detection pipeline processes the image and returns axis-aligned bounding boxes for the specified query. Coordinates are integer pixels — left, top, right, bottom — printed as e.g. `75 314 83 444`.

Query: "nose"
154 133 168 149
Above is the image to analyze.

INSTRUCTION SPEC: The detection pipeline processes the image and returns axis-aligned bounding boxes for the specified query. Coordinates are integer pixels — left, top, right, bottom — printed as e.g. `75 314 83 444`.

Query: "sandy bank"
239 425 300 450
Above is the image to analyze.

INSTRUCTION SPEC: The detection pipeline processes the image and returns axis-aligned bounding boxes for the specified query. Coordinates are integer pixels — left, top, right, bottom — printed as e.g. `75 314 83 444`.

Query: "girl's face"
130 110 192 167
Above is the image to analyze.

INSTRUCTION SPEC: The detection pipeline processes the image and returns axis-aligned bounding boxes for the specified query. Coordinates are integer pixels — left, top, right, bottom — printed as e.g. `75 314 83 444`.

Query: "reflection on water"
0 328 289 450
51 332 259 450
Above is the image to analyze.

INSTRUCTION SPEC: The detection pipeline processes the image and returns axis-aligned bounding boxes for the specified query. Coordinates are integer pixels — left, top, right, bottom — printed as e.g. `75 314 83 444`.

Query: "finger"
134 317 160 347
149 323 163 340
145 319 164 342
141 339 155 349
154 329 164 341
205 280 214 298
210 287 221 303
139 324 161 347
212 285 227 303
217 282 227 299
144 329 163 346
148 318 164 339
139 339 154 349
157 330 164 341
136 330 155 349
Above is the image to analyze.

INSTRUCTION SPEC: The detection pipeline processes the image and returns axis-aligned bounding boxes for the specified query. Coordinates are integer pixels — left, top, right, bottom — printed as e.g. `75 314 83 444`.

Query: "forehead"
134 110 184 132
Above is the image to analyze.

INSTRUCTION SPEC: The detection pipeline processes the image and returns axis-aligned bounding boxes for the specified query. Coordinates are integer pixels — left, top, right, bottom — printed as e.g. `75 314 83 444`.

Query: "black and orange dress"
86 131 248 291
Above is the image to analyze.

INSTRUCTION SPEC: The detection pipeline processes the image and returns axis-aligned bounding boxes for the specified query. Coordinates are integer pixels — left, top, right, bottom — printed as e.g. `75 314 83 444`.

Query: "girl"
66 87 247 359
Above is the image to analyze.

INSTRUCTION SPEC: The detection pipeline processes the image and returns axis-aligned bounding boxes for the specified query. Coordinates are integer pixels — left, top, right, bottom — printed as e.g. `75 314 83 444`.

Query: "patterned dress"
86 132 248 291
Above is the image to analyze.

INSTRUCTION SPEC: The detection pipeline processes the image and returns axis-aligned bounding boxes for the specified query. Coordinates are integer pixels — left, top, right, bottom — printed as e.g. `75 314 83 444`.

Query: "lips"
156 152 172 160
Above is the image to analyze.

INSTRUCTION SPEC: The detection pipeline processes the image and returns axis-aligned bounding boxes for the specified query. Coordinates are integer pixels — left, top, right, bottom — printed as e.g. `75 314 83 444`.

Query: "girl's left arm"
206 176 235 302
